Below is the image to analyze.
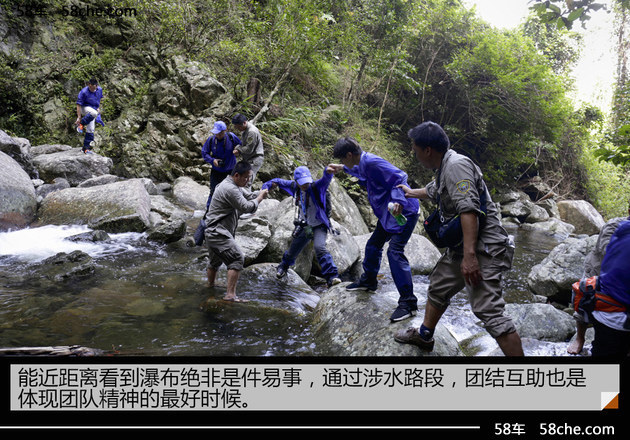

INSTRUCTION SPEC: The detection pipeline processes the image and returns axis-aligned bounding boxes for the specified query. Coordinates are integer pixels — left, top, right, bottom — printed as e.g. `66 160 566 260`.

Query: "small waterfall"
0 225 151 263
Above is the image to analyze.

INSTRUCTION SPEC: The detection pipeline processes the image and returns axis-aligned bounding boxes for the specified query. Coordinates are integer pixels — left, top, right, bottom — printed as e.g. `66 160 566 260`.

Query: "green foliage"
598 72 630 165
0 0 619 201
521 13 583 77
68 48 123 83
529 0 610 30
443 28 573 186
581 139 630 218
594 124 630 164
0 49 45 138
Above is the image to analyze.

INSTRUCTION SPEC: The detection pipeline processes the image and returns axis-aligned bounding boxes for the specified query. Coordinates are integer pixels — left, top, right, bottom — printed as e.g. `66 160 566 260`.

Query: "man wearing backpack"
202 121 242 208
262 165 342 288
585 219 630 357
392 121 523 356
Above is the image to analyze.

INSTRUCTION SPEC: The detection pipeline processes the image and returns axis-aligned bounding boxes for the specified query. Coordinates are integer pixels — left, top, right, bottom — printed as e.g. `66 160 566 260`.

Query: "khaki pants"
206 236 245 271
427 246 516 339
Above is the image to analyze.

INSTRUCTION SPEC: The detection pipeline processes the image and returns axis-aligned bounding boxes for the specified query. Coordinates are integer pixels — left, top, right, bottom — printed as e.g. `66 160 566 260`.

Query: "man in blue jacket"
202 121 242 208
263 166 341 288
75 78 104 154
329 137 420 322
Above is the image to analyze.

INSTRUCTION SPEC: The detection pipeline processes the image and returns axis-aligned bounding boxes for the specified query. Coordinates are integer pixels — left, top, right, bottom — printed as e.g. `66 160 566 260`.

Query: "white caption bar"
10 363 619 411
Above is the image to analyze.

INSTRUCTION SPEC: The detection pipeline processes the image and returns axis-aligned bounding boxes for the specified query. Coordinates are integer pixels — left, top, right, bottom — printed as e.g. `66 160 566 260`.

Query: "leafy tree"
529 0 620 30
444 29 573 185
521 13 583 78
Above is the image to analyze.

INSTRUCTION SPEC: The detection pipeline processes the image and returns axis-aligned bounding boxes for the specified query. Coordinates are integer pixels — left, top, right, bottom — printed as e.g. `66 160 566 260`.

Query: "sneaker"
345 281 376 292
327 277 341 288
394 327 435 351
389 306 416 322
276 265 287 279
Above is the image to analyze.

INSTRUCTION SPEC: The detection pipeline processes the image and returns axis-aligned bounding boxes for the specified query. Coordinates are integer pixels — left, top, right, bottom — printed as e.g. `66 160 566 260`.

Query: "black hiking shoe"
389 306 416 322
276 265 288 279
345 281 376 292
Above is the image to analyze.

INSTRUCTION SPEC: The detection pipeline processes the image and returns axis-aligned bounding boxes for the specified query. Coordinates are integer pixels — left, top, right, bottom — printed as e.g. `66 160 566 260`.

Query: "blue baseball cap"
211 121 227 134
294 166 313 185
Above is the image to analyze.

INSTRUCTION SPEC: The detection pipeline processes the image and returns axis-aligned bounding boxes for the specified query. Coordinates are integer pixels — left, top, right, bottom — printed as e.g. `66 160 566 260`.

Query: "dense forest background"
1 0 629 218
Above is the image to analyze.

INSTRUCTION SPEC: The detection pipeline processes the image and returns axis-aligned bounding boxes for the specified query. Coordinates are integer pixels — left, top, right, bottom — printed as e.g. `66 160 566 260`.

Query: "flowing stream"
0 224 561 356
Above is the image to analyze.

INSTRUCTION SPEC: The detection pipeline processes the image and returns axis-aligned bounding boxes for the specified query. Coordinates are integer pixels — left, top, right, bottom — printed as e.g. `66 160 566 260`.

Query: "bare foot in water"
223 296 249 303
567 322 587 354
567 337 584 354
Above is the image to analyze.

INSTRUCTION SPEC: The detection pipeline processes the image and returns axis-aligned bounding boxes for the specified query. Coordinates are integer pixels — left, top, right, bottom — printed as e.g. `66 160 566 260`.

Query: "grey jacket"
235 123 264 163
204 176 259 247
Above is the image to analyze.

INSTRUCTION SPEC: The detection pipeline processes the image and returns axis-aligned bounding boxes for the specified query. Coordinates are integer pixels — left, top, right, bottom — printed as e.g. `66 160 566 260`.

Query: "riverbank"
0 128 612 357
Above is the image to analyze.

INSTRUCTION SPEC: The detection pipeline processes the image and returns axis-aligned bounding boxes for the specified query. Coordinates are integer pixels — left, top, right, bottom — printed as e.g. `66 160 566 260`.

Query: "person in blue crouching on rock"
262 165 342 289
328 137 420 322
75 78 105 154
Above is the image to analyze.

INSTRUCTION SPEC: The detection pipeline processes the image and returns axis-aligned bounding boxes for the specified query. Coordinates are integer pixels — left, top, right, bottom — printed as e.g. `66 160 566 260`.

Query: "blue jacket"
76 86 103 109
600 219 630 306
201 132 241 173
262 168 333 230
344 152 419 233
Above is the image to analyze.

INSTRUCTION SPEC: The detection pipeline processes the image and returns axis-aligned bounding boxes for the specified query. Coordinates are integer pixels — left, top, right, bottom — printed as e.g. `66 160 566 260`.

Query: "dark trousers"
591 316 630 357
360 213 419 309
81 113 95 152
280 224 338 282
206 169 230 208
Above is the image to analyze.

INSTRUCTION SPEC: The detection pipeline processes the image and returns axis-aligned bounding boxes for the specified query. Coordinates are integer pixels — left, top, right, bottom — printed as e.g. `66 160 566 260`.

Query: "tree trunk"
252 56 299 125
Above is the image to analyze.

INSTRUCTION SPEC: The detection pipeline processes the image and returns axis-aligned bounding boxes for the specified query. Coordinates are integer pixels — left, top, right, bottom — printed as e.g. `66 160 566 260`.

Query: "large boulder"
146 194 190 243
151 58 233 117
328 178 369 236
36 177 70 201
0 151 38 231
36 250 96 282
526 235 598 297
353 232 442 275
171 176 209 212
312 282 462 356
517 176 555 201
519 217 575 240
235 216 273 266
505 303 576 342
31 148 114 186
0 129 38 178
556 200 605 235
36 179 152 233
500 196 550 224
321 219 361 275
